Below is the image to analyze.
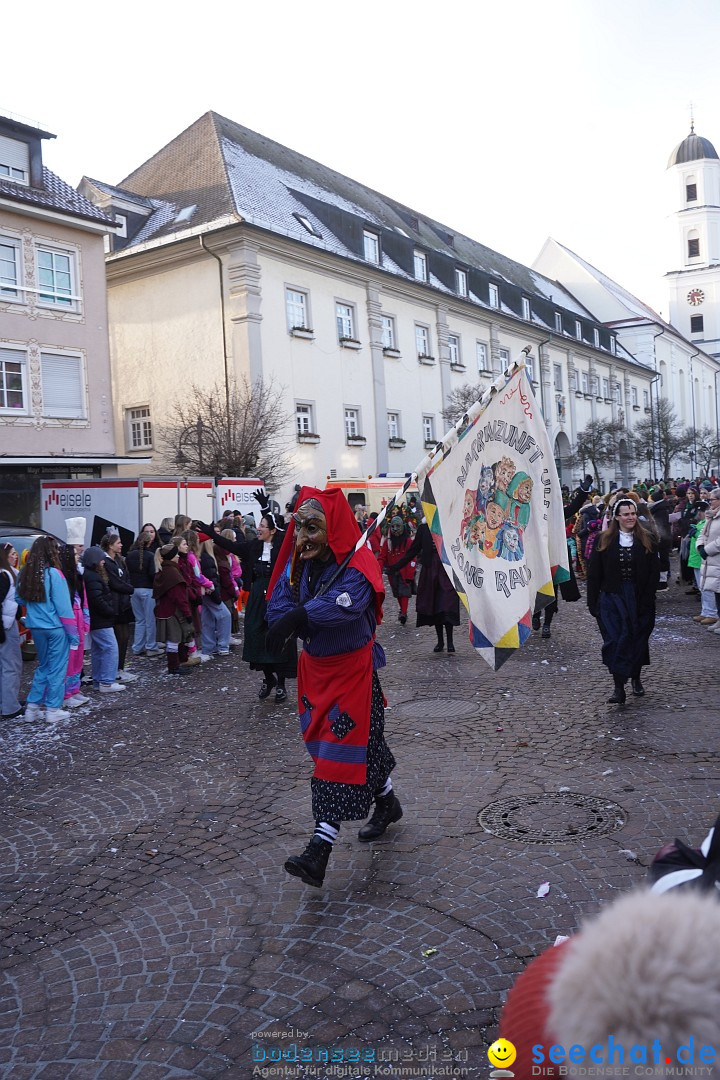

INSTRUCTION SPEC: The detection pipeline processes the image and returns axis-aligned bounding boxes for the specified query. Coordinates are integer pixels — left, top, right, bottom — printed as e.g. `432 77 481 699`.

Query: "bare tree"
632 399 691 479
440 383 485 425
159 377 293 487
566 418 627 487
682 425 720 479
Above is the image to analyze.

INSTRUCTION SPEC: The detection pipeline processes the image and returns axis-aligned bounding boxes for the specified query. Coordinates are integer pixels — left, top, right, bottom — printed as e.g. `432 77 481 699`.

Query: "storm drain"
393 698 477 720
478 792 626 844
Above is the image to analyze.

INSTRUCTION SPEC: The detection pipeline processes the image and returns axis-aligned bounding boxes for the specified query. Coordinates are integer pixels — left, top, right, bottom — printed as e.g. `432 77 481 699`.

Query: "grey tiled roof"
0 166 114 227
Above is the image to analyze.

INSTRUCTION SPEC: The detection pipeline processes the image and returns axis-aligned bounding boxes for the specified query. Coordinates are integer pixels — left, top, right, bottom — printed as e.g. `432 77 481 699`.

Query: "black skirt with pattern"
310 672 396 822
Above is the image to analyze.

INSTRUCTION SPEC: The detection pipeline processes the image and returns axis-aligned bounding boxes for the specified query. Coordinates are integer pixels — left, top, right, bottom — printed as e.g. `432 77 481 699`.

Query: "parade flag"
417 363 570 670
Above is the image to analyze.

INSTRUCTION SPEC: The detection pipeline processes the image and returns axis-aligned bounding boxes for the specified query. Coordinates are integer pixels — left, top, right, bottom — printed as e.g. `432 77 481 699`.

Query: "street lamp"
176 417 205 473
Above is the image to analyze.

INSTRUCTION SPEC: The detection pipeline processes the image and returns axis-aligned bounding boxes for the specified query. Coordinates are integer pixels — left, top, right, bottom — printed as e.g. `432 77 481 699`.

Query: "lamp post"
176 417 205 474
688 449 695 482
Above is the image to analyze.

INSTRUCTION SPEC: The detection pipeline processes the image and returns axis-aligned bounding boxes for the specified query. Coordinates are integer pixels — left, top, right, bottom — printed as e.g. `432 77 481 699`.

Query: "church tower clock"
666 123 720 358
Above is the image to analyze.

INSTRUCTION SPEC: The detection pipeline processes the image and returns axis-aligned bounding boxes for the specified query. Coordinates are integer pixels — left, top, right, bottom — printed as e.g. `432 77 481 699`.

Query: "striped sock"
376 778 393 798
314 821 339 845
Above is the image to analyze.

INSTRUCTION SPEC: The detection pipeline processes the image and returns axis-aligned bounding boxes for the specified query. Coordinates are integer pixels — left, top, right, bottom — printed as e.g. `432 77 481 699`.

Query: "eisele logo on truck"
44 490 93 511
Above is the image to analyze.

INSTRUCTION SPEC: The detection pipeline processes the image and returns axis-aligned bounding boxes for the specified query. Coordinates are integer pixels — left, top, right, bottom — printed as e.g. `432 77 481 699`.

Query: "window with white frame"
0 347 27 412
614 383 622 403
336 301 356 341
296 402 314 436
286 287 310 330
593 328 600 348
525 356 535 382
603 377 610 398
631 386 638 406
381 315 397 350
643 389 649 408
609 337 616 354
569 371 577 391
415 323 431 358
126 406 153 449
555 312 563 333
422 414 435 443
488 283 499 308
0 235 21 299
553 363 562 391
581 371 589 394
36 246 76 308
0 135 29 185
344 407 360 439
40 351 85 418
522 297 531 320
498 347 510 371
387 411 400 439
477 341 489 372
448 333 461 366
413 250 427 281
575 320 582 340
590 375 599 395
363 230 380 264
455 268 468 296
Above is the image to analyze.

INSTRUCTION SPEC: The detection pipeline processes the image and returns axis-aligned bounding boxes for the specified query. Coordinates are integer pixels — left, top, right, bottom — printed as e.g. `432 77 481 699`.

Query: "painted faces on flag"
459 457 534 558
293 500 330 561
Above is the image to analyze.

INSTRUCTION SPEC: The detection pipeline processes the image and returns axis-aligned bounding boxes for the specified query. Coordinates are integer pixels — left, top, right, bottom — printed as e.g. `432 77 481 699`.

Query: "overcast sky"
5 0 720 315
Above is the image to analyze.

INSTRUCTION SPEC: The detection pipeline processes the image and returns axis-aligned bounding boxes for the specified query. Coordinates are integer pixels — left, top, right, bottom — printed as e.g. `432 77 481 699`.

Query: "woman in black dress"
390 520 460 653
586 498 660 705
197 493 296 703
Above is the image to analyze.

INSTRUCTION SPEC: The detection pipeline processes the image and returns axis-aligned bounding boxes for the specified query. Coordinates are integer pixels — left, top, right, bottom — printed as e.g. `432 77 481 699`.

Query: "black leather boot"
284 837 332 887
433 625 444 653
607 676 626 705
631 677 645 696
445 624 455 653
358 793 403 842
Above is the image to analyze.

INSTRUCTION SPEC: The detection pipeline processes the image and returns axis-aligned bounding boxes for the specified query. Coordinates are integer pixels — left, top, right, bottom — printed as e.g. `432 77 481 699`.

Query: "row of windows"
296 402 436 445
0 233 80 310
358 233 612 346
285 287 612 362
286 287 529 371
0 346 86 418
558 366 650 410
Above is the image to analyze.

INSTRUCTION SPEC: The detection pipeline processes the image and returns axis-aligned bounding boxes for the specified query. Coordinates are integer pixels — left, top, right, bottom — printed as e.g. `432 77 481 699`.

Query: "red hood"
267 486 384 623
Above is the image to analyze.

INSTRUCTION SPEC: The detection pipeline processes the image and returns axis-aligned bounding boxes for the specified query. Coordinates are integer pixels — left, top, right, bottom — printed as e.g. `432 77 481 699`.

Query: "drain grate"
393 698 477 720
478 792 626 844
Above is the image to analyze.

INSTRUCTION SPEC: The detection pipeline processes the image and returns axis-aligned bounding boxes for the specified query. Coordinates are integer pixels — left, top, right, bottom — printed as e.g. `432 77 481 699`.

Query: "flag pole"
315 356 527 597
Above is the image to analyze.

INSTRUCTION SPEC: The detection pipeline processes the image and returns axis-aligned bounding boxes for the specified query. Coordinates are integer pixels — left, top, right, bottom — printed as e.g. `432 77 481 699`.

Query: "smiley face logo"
488 1039 517 1069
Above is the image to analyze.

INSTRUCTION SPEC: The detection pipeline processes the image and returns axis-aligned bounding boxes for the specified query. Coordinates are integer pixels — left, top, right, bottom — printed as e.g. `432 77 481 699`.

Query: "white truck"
41 476 262 548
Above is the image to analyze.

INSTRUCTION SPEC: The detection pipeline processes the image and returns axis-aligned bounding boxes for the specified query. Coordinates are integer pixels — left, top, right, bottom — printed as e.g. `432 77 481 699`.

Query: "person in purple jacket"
266 486 401 889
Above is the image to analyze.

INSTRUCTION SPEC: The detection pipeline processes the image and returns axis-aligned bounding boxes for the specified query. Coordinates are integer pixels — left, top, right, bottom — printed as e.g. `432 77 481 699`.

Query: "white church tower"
666 122 720 358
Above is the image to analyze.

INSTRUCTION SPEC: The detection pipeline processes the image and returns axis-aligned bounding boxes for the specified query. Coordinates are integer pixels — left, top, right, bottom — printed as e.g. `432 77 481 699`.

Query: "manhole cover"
393 699 477 720
478 792 626 844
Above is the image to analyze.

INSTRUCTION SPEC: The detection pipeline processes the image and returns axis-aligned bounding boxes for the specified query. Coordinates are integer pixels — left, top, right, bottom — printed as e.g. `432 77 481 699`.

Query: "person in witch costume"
265 487 401 888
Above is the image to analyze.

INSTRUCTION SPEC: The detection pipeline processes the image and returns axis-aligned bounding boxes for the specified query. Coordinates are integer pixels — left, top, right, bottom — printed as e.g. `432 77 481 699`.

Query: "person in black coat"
649 488 672 589
586 498 660 705
81 547 125 693
126 530 160 657
196 491 297 702
100 533 136 682
390 520 460 653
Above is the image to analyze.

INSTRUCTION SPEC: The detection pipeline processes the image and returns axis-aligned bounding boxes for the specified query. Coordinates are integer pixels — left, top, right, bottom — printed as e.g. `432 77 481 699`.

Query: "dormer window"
0 134 30 186
363 230 380 264
413 250 427 281
488 283 499 308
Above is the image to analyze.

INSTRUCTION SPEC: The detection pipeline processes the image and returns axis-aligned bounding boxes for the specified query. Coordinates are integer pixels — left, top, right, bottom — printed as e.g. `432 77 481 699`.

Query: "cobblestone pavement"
1 562 718 1079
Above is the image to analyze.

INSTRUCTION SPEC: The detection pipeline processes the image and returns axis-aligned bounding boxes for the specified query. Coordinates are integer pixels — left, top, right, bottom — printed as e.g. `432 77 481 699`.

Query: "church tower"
666 124 720 357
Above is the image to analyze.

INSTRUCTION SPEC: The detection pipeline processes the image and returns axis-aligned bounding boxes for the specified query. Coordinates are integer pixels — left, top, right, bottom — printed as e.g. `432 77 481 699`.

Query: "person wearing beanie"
695 487 720 634
153 544 195 675
81 547 126 694
586 498 660 704
500 890 720 1080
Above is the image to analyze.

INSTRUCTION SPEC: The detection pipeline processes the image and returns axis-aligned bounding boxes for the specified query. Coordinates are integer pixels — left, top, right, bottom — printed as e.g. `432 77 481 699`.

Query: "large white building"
79 111 659 504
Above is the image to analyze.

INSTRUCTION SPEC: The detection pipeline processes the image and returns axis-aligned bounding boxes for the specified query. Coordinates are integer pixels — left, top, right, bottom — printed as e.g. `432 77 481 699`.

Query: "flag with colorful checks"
417 365 570 670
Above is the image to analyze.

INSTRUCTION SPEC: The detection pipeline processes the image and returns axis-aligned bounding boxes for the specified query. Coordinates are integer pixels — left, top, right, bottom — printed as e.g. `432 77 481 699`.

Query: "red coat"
377 534 416 582
153 563 192 619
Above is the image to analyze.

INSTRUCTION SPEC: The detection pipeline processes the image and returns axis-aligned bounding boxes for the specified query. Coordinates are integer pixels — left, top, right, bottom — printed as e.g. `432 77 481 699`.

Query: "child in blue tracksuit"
16 536 78 722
